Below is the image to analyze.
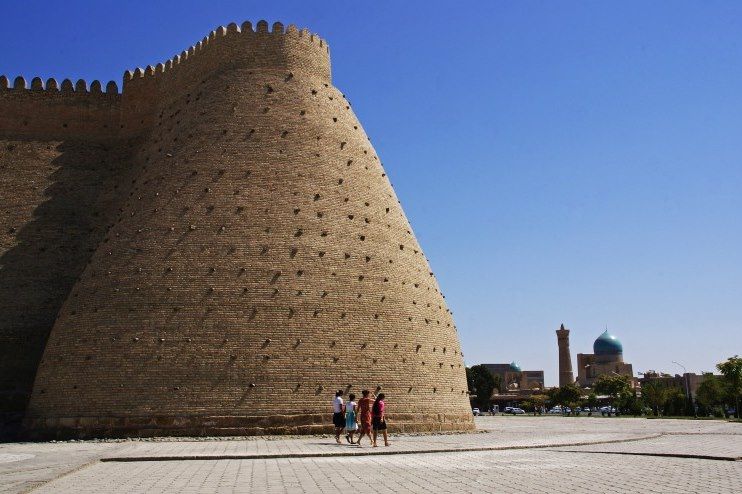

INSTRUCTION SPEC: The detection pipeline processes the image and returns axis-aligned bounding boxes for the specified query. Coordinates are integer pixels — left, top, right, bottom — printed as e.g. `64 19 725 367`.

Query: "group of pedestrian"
332 389 389 447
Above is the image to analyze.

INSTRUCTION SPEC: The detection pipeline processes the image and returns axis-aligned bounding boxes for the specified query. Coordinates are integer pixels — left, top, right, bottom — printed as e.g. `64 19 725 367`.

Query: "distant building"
482 362 546 409
576 330 635 388
483 362 545 392
639 371 717 401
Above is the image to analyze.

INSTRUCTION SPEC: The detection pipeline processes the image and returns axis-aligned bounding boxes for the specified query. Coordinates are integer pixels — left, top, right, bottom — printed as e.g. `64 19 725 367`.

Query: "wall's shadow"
0 138 132 440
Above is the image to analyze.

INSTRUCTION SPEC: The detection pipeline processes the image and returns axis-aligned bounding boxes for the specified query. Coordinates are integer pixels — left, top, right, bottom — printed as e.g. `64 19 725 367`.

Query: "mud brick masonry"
0 21 474 439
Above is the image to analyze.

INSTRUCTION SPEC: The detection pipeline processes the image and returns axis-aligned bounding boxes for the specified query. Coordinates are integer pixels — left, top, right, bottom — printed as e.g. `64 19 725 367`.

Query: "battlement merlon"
0 21 330 140
122 21 331 94
0 76 119 94
0 74 122 140
0 21 330 95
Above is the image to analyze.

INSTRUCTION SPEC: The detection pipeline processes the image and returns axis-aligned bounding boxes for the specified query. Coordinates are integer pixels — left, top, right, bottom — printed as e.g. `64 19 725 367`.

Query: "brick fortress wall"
0 74 138 437
1 21 474 439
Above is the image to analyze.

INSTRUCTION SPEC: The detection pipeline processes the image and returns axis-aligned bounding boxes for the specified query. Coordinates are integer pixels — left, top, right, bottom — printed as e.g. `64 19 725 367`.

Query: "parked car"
503 407 513 414
510 407 526 414
472 408 481 416
548 406 578 414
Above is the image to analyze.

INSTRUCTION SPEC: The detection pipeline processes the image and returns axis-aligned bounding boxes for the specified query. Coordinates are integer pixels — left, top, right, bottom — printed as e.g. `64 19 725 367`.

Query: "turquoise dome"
593 330 623 355
509 361 522 372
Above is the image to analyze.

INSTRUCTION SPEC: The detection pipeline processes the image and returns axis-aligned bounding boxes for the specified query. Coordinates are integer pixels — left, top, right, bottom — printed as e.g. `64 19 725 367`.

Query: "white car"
472 408 481 416
509 407 526 414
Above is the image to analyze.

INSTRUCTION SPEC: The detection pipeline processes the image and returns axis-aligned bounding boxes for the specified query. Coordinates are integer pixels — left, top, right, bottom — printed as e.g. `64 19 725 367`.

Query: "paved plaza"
1 416 740 493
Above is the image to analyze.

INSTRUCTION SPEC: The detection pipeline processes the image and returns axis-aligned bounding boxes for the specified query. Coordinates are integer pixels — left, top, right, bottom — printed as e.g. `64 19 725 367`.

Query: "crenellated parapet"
0 19 328 97
120 20 330 128
0 75 119 94
123 20 329 87
0 20 330 140
0 74 122 140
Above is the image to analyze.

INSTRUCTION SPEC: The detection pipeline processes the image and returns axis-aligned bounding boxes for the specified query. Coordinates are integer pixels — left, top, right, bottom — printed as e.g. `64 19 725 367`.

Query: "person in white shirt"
332 390 345 443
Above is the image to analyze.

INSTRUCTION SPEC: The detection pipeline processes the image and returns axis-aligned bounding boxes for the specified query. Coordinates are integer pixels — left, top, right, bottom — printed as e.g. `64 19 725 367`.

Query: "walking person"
332 390 345 444
355 389 373 447
372 393 390 447
344 393 358 444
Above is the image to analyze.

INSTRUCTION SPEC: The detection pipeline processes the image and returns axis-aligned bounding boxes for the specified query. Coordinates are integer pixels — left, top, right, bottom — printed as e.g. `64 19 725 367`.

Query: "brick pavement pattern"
0 20 472 439
1 417 740 493
556 433 742 459
32 449 742 494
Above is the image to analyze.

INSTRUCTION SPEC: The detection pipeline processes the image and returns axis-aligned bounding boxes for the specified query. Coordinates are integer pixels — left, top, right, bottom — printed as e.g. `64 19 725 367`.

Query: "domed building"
480 360 546 411
482 361 543 391
576 330 634 387
593 330 623 356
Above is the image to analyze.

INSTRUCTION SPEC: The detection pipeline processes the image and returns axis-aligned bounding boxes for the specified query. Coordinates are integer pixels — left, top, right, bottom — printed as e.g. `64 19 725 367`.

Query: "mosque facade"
555 325 635 389
575 330 634 387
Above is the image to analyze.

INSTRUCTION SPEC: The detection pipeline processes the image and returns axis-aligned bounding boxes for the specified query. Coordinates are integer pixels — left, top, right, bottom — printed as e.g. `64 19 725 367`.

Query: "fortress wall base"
23 413 474 440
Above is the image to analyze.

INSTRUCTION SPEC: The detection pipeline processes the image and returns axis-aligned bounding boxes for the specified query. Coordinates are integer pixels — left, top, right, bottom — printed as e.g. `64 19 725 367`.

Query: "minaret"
556 324 574 387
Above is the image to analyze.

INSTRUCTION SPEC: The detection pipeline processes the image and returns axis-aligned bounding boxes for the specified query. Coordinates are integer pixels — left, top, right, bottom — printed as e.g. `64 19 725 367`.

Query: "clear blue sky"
2 1 740 385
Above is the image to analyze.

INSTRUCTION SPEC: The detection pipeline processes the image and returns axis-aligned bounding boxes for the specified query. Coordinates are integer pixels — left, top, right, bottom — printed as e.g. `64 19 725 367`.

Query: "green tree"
466 365 496 410
624 391 644 416
531 394 547 415
662 387 686 416
548 384 583 415
695 373 725 416
717 355 741 418
642 380 670 416
594 374 632 412
584 392 598 414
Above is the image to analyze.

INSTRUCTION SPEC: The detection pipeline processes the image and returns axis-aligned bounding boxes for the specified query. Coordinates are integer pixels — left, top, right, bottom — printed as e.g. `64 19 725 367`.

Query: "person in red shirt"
372 393 390 447
355 389 373 447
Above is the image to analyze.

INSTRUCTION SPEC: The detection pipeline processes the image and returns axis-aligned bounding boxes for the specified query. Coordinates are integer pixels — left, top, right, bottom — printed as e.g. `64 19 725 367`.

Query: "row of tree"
694 355 741 418
466 355 741 418
542 374 640 415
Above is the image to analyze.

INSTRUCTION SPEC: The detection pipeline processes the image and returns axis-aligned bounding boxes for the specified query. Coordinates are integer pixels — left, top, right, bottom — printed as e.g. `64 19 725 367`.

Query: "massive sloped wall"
0 80 137 437
9 21 472 438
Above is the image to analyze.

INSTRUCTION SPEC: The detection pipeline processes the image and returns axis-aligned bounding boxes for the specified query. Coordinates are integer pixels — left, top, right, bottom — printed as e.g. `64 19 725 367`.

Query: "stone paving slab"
1 416 739 493
100 416 741 461
477 415 741 435
34 449 742 494
103 429 654 461
0 428 656 492
553 432 742 460
0 442 113 494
